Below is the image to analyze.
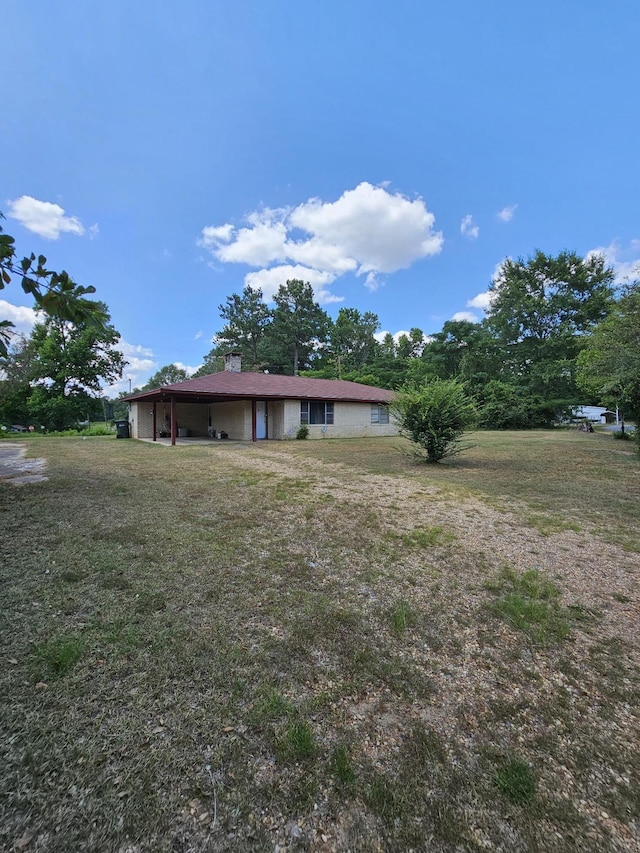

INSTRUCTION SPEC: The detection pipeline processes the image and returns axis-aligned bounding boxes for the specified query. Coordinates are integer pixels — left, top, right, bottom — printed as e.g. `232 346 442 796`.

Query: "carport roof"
124 371 394 404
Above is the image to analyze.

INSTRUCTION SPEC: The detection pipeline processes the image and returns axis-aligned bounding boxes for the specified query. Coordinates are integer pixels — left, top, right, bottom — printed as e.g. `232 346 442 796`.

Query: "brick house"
125 353 397 444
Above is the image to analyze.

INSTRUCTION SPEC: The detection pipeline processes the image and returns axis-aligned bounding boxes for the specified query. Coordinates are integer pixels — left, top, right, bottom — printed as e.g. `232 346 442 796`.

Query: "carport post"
170 396 176 446
152 402 157 441
251 399 257 442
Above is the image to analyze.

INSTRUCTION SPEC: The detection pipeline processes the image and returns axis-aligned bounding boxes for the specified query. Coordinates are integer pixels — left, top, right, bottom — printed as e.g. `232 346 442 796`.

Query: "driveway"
0 443 48 485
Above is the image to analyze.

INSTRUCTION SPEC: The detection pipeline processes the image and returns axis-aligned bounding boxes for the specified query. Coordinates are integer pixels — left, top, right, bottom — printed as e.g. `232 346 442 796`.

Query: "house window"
371 403 389 424
300 400 334 425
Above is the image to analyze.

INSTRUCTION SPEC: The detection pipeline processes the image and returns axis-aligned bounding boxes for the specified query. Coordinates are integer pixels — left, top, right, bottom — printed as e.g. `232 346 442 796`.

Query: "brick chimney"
224 352 242 373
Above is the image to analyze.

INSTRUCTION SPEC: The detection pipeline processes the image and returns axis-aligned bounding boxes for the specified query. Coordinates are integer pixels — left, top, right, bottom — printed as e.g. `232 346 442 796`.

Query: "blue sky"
3 1 639 393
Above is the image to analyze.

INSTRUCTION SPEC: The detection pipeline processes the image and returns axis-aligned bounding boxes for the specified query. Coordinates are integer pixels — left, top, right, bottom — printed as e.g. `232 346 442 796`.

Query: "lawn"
1 431 639 851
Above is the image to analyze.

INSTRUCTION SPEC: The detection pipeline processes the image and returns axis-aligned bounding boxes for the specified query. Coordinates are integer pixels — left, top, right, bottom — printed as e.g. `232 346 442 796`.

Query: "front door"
256 400 267 439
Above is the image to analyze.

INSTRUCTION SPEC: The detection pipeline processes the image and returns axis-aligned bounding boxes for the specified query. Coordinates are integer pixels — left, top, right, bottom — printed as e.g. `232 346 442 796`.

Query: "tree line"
190 251 637 432
1 212 638 438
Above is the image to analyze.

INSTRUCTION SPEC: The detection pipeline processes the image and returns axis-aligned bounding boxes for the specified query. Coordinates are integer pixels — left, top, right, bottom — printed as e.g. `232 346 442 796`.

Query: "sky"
2 1 639 394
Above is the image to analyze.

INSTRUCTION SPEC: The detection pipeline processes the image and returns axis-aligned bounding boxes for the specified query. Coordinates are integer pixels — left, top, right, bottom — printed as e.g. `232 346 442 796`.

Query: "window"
300 400 334 425
371 403 389 424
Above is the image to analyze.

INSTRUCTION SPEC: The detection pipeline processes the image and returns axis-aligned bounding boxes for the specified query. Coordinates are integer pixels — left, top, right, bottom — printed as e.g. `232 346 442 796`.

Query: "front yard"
1 432 638 851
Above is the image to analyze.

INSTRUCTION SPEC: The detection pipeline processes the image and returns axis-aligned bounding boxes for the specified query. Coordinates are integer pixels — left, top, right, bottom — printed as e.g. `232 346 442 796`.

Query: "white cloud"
467 290 495 311
7 195 86 240
194 330 203 340
174 362 199 376
244 264 342 304
0 300 39 337
497 205 518 222
586 240 640 284
451 310 480 323
364 272 383 292
460 215 479 240
200 182 443 303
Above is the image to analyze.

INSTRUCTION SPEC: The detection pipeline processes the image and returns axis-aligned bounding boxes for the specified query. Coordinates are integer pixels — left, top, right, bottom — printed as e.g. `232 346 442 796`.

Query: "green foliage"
486 250 615 411
0 213 106 358
142 364 188 390
494 758 537 804
19 305 124 431
577 281 640 433
475 380 539 429
296 424 309 440
80 423 115 436
392 378 476 463
330 307 380 377
215 285 272 368
261 279 330 375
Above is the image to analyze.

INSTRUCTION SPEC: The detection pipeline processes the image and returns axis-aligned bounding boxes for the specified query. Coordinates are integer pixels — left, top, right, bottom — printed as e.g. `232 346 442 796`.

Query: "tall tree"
142 364 188 389
330 308 380 377
214 285 272 368
262 280 330 375
486 250 615 415
577 281 640 430
0 213 106 357
0 335 34 425
26 303 124 430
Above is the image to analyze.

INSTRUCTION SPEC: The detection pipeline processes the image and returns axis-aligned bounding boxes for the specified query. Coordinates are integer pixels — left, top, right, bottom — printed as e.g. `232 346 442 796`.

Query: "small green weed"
278 720 314 762
248 687 293 726
35 635 83 678
486 568 574 645
526 512 580 536
331 743 356 786
494 758 537 804
389 598 417 635
402 525 455 548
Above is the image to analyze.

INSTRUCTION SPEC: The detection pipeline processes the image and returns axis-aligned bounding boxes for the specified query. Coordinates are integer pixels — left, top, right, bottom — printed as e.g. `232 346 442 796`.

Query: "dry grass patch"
1 434 638 851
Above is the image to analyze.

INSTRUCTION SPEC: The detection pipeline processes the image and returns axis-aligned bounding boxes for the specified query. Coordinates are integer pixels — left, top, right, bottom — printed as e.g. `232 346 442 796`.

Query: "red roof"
125 371 394 404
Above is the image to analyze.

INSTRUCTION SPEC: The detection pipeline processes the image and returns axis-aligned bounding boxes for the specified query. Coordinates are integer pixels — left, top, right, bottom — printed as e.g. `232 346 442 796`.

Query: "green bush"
392 378 475 463
296 424 309 440
81 423 115 436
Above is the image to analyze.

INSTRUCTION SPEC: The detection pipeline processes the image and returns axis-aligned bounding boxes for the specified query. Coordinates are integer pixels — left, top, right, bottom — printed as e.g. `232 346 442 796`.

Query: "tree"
0 213 106 357
26 303 124 430
577 281 640 434
262 280 330 375
486 251 615 419
0 335 34 425
392 378 476 463
142 364 188 390
422 319 499 385
214 285 272 368
329 308 380 377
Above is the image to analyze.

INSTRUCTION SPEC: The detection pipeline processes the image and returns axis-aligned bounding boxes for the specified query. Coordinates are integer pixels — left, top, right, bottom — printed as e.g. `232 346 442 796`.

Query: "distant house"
124 353 397 444
573 405 616 424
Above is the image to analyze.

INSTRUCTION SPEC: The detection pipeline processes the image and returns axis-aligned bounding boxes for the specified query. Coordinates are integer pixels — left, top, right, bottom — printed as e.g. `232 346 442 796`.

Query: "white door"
256 400 267 439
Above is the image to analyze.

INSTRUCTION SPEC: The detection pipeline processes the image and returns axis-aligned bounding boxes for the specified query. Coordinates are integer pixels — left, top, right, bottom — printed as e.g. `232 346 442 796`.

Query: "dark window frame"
371 403 390 424
300 400 334 425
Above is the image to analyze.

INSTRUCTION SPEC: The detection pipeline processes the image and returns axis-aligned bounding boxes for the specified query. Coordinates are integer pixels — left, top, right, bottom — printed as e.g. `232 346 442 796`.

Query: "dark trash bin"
115 419 130 439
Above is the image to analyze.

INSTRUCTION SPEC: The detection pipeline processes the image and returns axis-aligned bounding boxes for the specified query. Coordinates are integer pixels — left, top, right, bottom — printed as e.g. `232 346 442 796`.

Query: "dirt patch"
0 443 48 484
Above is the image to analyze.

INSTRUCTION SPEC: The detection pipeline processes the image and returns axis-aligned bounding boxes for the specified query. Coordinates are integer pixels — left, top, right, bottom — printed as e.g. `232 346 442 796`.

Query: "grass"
0 432 638 851
494 757 537 804
485 568 577 645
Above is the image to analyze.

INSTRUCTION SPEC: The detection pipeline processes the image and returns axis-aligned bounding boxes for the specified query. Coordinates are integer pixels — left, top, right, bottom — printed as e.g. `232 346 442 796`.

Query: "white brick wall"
282 400 398 439
131 398 398 440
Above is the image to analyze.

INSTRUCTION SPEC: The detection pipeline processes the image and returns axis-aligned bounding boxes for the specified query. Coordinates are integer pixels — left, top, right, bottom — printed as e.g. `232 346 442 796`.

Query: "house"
124 353 397 444
573 405 617 424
